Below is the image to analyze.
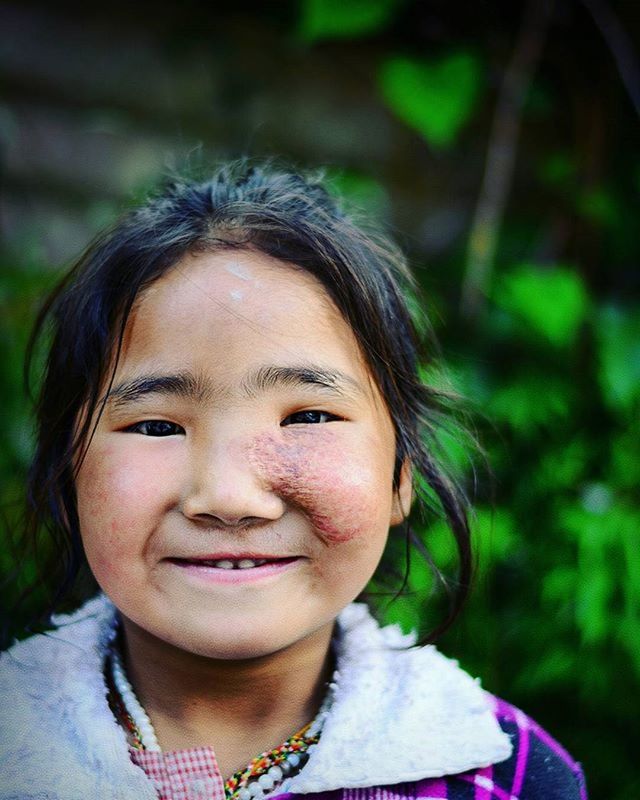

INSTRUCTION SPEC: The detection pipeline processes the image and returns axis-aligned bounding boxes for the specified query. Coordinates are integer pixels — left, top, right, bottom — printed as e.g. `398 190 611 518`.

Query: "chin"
181 632 293 661
167 616 297 661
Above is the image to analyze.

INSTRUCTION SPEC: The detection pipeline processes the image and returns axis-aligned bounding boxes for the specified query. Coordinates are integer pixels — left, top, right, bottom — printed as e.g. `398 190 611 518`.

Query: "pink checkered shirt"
130 746 226 800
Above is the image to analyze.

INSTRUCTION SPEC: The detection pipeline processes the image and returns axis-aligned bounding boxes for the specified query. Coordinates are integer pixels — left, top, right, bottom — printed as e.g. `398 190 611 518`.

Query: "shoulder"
0 596 155 799
333 607 587 798
475 695 587 799
0 594 115 686
0 594 114 761
412 695 588 799
296 608 514 793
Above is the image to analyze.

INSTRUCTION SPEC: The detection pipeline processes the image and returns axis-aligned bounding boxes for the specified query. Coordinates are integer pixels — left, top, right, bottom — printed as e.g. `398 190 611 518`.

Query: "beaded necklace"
107 638 335 800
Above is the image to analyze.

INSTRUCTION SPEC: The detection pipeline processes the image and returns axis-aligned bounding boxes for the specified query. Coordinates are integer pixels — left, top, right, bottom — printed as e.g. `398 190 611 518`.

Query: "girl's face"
76 251 411 660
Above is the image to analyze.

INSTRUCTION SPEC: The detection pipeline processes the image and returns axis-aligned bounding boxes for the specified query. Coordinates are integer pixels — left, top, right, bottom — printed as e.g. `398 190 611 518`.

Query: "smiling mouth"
168 556 299 570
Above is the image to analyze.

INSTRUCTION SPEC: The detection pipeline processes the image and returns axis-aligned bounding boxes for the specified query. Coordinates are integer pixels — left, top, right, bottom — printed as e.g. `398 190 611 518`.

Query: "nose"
181 439 285 527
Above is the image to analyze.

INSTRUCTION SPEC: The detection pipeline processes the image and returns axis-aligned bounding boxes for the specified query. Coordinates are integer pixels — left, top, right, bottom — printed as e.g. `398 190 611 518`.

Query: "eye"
281 410 342 426
126 420 184 436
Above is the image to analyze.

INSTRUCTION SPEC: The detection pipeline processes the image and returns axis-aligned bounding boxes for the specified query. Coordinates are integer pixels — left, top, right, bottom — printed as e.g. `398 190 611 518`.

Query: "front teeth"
237 558 266 569
209 558 268 569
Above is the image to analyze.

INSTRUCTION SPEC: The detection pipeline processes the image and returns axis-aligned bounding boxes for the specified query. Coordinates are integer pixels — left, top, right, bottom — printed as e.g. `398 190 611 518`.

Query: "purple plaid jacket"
278 697 587 800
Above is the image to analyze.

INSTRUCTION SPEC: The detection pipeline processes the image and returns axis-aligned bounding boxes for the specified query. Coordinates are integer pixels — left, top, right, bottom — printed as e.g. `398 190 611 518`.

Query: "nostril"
190 514 267 529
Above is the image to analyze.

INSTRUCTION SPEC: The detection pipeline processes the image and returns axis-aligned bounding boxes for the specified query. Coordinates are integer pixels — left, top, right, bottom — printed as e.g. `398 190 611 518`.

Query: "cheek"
249 431 392 544
75 441 177 564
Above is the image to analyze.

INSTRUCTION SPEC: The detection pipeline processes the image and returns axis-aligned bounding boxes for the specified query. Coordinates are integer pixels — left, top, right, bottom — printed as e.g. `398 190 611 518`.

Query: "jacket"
0 595 587 799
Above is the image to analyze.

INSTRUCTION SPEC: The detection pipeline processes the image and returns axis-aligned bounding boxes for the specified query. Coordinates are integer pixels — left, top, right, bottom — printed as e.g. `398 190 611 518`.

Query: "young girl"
1 162 586 800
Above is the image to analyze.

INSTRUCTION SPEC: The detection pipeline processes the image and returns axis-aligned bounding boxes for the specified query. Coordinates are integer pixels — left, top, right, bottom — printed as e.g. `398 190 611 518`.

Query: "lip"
165 555 303 584
172 553 294 561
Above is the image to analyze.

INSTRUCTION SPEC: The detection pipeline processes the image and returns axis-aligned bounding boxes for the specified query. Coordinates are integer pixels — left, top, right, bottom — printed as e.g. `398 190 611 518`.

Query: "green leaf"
419 359 490 405
298 0 400 41
561 504 614 645
429 425 476 482
517 646 577 691
376 529 435 635
415 364 480 482
619 517 640 670
595 305 640 415
560 500 640 656
381 595 421 634
325 170 389 219
576 571 613 645
378 52 481 149
542 566 577 609
420 517 456 571
610 423 640 489
535 437 590 490
493 264 589 348
472 507 517 569
487 373 573 433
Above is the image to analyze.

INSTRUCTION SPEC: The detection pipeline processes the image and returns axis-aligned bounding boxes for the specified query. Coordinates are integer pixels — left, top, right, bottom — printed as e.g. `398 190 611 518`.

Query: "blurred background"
1 1 638 796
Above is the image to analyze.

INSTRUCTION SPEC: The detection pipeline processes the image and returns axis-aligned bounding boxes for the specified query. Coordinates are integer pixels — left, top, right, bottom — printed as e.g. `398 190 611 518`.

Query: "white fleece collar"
285 603 512 793
1 596 511 798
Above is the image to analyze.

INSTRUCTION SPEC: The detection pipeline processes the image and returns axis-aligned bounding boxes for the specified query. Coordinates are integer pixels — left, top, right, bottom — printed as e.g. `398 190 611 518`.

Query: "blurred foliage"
1 2 639 798
325 168 391 220
596 305 640 413
492 264 589 349
379 52 481 149
299 0 401 41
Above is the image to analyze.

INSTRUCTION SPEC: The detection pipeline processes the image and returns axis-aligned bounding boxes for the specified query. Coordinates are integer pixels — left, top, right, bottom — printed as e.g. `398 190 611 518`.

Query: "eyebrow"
106 372 212 408
242 365 364 399
105 364 364 409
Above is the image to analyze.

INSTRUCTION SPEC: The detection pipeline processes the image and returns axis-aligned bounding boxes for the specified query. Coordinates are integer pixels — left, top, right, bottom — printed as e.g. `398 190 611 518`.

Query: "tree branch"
580 0 640 118
461 0 552 320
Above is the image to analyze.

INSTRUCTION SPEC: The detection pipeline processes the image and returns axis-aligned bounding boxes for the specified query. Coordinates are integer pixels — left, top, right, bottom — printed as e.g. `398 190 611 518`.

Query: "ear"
390 459 413 526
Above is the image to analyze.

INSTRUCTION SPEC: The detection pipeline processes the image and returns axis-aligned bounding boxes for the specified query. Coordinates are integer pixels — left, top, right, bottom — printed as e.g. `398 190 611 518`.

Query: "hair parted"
18 159 473 643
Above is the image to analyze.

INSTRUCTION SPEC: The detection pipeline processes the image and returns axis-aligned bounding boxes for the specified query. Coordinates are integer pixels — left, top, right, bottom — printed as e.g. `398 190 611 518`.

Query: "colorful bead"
107 639 335 799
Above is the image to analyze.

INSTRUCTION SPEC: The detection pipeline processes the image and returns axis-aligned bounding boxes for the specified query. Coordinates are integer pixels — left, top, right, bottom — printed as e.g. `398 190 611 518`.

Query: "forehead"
118 250 375 392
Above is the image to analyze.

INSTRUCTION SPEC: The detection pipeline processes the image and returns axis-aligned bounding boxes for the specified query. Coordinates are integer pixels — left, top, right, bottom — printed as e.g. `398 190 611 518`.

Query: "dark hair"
18 160 472 642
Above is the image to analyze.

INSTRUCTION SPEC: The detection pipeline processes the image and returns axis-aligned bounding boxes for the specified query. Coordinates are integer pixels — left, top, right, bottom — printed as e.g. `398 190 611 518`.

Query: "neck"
118 616 335 778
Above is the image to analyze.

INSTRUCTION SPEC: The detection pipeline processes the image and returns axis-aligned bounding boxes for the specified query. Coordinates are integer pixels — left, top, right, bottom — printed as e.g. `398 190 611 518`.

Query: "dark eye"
127 420 184 436
281 410 341 426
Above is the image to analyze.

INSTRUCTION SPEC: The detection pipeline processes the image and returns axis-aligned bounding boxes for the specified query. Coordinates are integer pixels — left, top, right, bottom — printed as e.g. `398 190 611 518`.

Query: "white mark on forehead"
230 289 244 302
225 261 253 280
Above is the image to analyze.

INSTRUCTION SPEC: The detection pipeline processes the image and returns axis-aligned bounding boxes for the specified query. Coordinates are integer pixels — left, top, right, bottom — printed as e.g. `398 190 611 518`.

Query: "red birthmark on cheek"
248 431 378 543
